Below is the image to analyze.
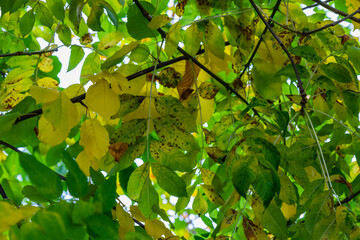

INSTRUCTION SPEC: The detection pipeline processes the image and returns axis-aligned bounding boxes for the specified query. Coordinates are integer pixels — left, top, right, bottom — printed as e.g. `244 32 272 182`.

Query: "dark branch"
249 0 307 114
238 0 282 81
335 189 360 207
0 48 58 58
133 217 145 228
0 184 8 200
311 0 360 24
302 0 333 10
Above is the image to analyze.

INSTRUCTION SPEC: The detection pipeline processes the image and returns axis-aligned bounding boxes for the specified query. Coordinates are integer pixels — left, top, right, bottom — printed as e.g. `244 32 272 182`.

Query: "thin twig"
0 184 8 199
302 0 333 10
250 0 307 114
336 189 360 207
262 7 360 35
0 48 58 58
311 0 360 24
238 0 282 81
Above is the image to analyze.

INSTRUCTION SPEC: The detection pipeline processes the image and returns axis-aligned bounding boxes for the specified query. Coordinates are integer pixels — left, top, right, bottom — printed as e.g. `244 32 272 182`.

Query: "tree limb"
302 0 333 10
0 184 8 200
311 0 360 24
0 48 58 58
335 189 360 207
249 0 308 114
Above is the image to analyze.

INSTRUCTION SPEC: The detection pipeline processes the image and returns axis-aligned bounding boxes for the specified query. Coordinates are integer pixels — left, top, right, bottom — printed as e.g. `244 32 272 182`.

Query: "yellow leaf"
76 150 99 176
6 78 33 93
30 86 59 104
193 190 208 215
0 201 24 232
38 57 54 72
145 219 167 239
63 84 85 98
123 97 160 121
147 15 172 30
165 22 181 57
80 118 110 159
98 32 123 50
198 97 214 124
130 205 146 222
281 203 296 220
220 209 237 231
200 168 215 185
201 184 225 205
0 92 28 110
85 79 120 118
205 20 225 59
36 77 59 88
43 92 79 133
304 166 323 182
116 204 135 238
38 115 69 146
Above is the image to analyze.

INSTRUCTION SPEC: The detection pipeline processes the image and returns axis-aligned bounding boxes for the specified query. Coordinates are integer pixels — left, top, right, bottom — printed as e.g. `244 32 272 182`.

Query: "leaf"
81 52 100 76
94 175 117 212
129 44 150 63
62 151 89 198
88 2 104 31
151 163 187 197
101 41 139 69
126 2 159 40
147 15 172 29
68 45 85 72
278 170 298 205
201 184 225 205
46 0 65 21
193 190 208 215
165 22 181 57
205 20 225 59
145 219 167 239
19 153 63 199
231 155 258 197
276 64 310 79
85 79 120 118
117 204 135 237
289 46 322 63
98 32 123 50
111 119 147 145
34 2 53 28
321 63 352 83
19 10 35 37
253 167 276 208
38 115 69 146
127 163 149 201
69 0 85 32
347 45 360 73
57 24 72 46
29 86 59 104
79 118 110 159
139 177 159 218
200 168 215 185
32 211 66 240
85 214 119 239
219 209 237 231
184 23 201 56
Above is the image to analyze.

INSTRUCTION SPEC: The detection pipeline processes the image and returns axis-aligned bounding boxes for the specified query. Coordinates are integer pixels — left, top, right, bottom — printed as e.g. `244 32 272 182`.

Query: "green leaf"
81 52 100 76
129 44 150 63
57 25 71 47
94 175 117 212
88 2 104 31
62 151 89 198
278 170 298 205
343 90 359 116
69 0 85 32
1 178 23 205
72 200 95 224
101 41 139 69
20 222 47 240
46 0 65 21
253 167 276 208
34 2 53 29
151 163 187 197
347 45 360 73
231 155 258 197
19 153 63 200
33 211 66 240
276 64 310 79
126 1 159 40
127 163 149 201
111 119 147 145
184 23 201 56
260 201 288 239
205 20 225 59
289 46 322 63
165 22 181 57
101 0 118 28
85 214 119 239
22 185 49 203
321 63 352 83
352 135 360 166
19 10 35 37
138 177 159 218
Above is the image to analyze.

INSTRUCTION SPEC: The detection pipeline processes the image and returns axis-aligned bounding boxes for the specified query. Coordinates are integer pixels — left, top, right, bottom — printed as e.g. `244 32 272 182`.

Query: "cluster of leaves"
1 0 360 239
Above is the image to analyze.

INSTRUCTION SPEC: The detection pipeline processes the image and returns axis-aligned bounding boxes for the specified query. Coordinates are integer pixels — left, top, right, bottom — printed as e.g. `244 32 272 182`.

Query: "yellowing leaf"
29 86 59 104
0 201 24 232
281 203 296 220
4 67 34 85
85 79 120 118
80 118 110 159
184 23 201 56
165 22 181 57
220 209 237 231
37 77 59 88
63 84 85 98
201 184 225 205
116 204 135 238
200 168 215 185
123 97 160 121
147 15 172 30
145 219 167 239
193 190 208 215
98 31 123 50
130 205 146 222
38 57 54 72
38 115 69 146
76 150 99 176
205 20 225 59
43 92 79 133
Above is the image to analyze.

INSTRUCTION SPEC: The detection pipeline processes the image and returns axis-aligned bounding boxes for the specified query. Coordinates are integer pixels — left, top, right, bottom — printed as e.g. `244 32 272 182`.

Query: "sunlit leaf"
205 20 225 59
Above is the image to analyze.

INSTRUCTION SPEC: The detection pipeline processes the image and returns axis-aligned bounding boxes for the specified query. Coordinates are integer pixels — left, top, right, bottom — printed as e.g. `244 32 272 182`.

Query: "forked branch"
311 0 360 24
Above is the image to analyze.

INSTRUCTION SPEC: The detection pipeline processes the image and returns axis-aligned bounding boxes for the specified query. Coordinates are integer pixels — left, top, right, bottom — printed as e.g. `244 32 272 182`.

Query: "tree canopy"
1 0 360 239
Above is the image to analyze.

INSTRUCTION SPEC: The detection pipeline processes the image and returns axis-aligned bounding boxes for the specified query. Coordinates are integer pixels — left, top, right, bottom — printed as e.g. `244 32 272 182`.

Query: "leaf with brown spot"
177 60 200 101
109 142 128 162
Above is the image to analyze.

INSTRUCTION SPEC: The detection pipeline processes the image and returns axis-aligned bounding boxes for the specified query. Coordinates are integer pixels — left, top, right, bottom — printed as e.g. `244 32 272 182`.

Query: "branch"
311 0 360 24
133 0 259 116
335 189 360 207
302 0 333 10
0 48 58 58
262 7 360 35
249 0 308 114
0 184 8 200
238 0 282 81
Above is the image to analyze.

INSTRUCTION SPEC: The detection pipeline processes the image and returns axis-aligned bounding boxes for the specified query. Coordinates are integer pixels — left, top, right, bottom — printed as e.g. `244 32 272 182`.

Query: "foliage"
1 0 360 239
